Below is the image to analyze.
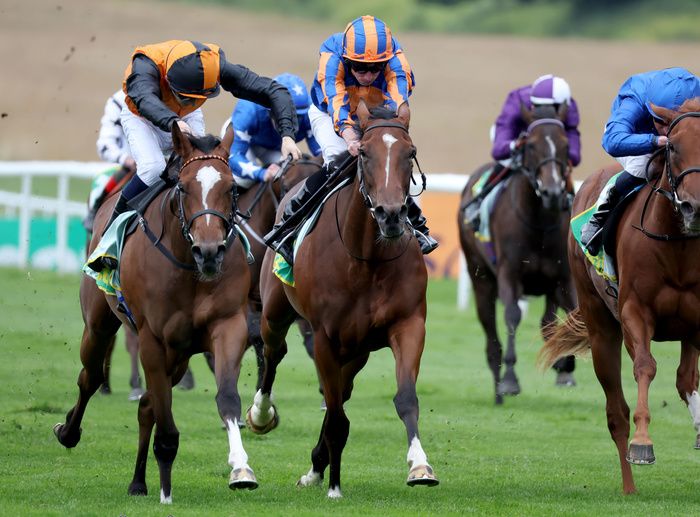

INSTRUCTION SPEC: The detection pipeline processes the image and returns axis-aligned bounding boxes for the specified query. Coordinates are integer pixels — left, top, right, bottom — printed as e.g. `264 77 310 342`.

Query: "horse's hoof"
128 387 144 401
176 369 195 391
229 467 258 490
99 383 112 395
296 469 323 487
495 393 504 405
53 423 81 448
626 443 655 465
695 434 700 450
245 405 279 434
407 464 439 487
555 372 577 387
128 481 148 496
497 379 521 396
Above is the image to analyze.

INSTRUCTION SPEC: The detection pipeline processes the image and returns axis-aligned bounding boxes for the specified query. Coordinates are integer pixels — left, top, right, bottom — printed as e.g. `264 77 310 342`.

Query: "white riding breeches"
308 104 347 165
120 107 205 186
616 154 652 179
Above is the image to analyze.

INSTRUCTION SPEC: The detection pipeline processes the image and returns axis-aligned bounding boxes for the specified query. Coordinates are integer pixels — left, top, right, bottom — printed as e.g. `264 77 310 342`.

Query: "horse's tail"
537 307 590 370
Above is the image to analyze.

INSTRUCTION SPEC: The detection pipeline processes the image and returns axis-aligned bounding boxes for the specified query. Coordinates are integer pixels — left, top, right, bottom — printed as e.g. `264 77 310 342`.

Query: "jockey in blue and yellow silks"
265 16 436 265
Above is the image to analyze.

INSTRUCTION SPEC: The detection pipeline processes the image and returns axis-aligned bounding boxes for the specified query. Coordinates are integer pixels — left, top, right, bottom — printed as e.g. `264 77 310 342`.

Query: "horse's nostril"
680 201 696 218
399 204 408 220
374 206 387 221
191 245 202 258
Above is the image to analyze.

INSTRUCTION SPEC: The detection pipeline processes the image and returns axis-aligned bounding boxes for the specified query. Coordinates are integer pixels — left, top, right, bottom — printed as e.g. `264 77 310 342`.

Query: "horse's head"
518 103 571 211
355 101 416 240
172 124 236 279
650 99 700 232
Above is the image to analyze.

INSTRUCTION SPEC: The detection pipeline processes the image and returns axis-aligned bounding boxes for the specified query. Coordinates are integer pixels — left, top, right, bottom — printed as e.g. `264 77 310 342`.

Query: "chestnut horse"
458 104 576 404
54 125 257 503
246 102 439 498
539 99 700 494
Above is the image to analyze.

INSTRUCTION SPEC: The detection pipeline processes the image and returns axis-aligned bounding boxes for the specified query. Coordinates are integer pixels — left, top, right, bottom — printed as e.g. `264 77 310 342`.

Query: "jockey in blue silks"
225 73 321 189
265 15 437 265
581 67 700 255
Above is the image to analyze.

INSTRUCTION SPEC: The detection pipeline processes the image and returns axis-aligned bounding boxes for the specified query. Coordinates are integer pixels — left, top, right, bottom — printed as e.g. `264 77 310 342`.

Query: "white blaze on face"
196 165 221 225
382 133 398 187
544 135 561 183
225 418 249 470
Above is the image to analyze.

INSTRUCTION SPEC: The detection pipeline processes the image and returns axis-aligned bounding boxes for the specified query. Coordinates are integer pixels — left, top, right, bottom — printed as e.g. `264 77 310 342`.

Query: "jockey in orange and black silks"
310 16 415 138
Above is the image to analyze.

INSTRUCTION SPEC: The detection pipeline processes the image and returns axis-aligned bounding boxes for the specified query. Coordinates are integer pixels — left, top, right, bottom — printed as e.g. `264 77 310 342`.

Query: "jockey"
83 89 136 232
581 67 700 255
90 40 302 271
224 73 321 189
464 74 581 226
265 15 438 264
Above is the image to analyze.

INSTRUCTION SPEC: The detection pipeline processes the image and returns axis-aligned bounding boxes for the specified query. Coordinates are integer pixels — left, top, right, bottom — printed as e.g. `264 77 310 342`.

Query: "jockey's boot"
463 197 482 230
265 163 334 265
406 197 439 254
581 171 645 256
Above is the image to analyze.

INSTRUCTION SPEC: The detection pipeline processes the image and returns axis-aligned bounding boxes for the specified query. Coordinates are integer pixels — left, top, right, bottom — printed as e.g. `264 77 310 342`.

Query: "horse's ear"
356 99 370 128
397 102 411 129
172 123 193 158
520 102 534 125
557 101 569 122
649 103 676 126
220 124 234 155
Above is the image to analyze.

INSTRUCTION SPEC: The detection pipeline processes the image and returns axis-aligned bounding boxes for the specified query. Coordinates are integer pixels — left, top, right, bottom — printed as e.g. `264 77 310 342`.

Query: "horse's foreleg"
312 331 347 498
139 330 178 504
210 313 258 490
620 304 657 465
246 308 265 391
497 275 523 397
125 328 144 401
676 341 700 448
128 391 154 496
390 318 439 487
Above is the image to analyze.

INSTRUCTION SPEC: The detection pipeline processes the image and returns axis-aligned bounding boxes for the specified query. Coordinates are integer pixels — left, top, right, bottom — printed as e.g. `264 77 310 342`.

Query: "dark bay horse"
458 104 576 404
228 137 322 390
539 99 700 494
54 125 257 503
246 102 439 497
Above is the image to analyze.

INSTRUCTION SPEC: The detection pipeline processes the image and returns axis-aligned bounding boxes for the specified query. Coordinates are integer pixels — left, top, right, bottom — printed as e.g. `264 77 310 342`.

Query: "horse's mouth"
378 224 406 241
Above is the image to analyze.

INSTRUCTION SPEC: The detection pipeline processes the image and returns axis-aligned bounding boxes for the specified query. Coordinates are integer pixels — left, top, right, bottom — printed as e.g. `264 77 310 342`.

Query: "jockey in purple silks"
464 74 581 226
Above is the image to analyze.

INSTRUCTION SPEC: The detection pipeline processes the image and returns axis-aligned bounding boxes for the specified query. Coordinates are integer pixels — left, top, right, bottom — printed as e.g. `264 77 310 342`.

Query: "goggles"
348 61 385 74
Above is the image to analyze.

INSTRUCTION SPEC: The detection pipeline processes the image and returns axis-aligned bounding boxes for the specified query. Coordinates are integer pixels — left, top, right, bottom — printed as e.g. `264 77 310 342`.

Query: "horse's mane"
368 105 398 120
532 104 558 119
678 97 700 113
188 134 221 153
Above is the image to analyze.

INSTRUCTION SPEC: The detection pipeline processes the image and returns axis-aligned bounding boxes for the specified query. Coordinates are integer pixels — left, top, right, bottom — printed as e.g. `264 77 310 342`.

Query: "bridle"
175 154 237 245
356 121 426 212
517 118 570 202
633 111 700 241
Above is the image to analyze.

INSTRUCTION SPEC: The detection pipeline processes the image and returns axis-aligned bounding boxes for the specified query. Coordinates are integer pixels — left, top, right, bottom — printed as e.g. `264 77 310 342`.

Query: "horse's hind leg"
128 391 154 496
99 336 116 394
497 273 523 397
296 318 324 404
390 317 439 488
54 283 120 448
468 266 504 404
676 341 700 448
125 328 144 401
297 353 369 491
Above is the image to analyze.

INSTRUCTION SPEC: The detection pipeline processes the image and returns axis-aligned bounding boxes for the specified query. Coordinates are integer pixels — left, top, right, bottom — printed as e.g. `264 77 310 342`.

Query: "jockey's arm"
602 96 658 157
124 55 180 132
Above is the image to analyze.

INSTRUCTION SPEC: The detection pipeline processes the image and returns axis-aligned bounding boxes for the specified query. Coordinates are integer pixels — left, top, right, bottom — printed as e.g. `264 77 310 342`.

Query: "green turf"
1 268 699 515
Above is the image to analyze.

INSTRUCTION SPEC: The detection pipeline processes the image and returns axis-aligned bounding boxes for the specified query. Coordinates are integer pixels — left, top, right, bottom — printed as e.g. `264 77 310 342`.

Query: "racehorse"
458 103 576 404
246 101 439 497
224 129 323 391
539 99 700 494
54 125 257 502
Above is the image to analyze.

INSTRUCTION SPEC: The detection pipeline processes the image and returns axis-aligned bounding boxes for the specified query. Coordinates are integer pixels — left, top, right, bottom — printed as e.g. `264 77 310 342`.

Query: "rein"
632 112 700 241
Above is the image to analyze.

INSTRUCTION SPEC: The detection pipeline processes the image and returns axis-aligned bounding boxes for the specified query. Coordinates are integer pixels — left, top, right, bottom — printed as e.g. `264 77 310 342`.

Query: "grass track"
1 268 699 515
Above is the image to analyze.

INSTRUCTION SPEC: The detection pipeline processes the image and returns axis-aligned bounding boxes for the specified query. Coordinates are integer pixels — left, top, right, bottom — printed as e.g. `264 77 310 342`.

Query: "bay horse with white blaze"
539 99 700 494
458 103 576 404
247 102 439 497
54 125 257 503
